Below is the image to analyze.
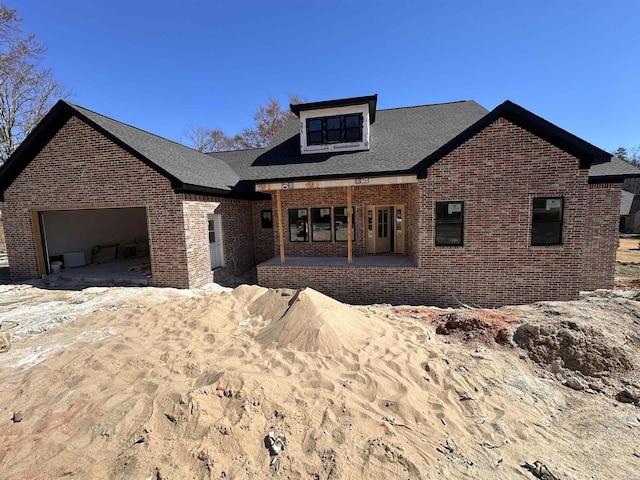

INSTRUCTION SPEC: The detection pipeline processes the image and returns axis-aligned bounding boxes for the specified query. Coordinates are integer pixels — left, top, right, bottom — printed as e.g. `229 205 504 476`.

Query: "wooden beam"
31 210 46 277
347 186 353 265
276 189 285 264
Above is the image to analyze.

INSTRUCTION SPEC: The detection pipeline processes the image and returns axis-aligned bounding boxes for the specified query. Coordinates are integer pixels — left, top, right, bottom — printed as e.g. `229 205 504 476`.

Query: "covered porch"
255 175 421 304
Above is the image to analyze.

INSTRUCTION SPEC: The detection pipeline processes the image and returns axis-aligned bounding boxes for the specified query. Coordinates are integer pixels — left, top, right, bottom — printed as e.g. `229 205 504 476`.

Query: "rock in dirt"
12 411 23 423
0 333 10 353
616 389 640 406
564 375 588 391
523 460 561 480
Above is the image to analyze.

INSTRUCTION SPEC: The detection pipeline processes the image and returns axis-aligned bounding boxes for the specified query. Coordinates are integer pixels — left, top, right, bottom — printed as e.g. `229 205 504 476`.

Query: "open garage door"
36 207 151 283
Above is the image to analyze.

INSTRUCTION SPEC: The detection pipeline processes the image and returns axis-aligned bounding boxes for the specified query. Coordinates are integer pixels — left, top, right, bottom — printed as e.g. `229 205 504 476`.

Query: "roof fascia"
412 100 612 178
588 173 640 184
175 183 269 200
290 95 378 122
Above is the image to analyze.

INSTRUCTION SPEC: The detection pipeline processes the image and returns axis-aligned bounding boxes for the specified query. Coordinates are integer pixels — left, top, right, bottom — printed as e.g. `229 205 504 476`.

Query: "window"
311 208 332 241
261 210 273 229
531 197 563 245
288 208 308 242
334 207 355 242
306 114 363 145
435 201 464 246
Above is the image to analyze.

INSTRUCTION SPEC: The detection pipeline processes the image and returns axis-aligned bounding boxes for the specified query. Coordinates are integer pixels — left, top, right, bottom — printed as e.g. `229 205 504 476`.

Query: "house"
0 95 636 307
617 175 640 233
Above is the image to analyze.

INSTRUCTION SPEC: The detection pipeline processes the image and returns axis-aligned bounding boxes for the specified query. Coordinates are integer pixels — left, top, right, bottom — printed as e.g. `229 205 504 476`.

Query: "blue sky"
11 0 640 152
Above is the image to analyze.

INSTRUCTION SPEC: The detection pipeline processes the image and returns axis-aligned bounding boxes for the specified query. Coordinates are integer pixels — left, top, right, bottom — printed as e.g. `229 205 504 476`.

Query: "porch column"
347 186 353 264
276 189 285 264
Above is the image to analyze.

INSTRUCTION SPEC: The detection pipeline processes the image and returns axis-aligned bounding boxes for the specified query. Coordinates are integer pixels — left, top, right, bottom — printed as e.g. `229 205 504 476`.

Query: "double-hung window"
435 201 464 246
531 197 563 245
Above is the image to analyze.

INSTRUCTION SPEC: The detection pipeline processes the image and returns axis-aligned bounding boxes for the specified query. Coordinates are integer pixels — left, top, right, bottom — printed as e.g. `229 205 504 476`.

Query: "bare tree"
239 94 303 148
0 5 69 162
184 94 304 152
183 125 234 153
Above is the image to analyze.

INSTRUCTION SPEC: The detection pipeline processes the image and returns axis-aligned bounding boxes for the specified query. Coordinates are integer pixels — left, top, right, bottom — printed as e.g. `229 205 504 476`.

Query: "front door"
208 215 223 269
365 205 405 254
375 207 392 253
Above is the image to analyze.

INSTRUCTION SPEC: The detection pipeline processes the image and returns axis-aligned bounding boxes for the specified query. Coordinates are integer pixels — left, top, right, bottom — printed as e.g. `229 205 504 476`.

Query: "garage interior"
37 207 151 285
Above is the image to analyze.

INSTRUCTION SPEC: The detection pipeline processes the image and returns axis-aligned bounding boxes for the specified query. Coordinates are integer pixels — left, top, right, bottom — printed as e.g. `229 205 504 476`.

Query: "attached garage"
0 101 257 288
35 207 149 277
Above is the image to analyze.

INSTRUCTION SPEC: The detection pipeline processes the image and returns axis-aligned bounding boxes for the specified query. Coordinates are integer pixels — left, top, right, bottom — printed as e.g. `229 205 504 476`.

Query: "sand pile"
0 285 639 479
255 287 376 354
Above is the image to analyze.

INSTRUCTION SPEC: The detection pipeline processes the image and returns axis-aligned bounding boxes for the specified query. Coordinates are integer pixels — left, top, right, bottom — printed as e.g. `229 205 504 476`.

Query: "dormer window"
291 94 377 154
307 114 363 146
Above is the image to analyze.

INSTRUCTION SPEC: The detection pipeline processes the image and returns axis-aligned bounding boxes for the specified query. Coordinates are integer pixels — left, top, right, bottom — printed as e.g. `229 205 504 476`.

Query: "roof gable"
0 101 242 199
413 100 613 177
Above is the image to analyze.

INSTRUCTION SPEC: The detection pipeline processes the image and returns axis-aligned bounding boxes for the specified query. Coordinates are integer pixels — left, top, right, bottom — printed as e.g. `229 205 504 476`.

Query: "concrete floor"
57 256 151 286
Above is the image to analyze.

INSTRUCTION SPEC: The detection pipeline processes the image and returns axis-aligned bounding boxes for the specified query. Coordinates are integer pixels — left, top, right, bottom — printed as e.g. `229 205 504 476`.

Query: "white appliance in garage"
62 251 86 268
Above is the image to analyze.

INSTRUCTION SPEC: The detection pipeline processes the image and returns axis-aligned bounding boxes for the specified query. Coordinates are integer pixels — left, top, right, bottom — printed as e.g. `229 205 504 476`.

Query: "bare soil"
0 235 638 478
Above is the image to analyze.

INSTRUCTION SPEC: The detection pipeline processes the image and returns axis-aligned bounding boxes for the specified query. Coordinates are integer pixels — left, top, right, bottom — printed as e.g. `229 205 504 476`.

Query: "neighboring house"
618 175 640 233
0 95 637 307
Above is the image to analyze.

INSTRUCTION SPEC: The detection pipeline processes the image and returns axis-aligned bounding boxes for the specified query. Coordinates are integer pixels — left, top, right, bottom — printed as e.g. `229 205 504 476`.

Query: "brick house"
0 95 635 306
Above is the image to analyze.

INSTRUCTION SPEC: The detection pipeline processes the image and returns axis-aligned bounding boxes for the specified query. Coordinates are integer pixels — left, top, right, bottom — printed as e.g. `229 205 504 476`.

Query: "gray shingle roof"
70 103 241 192
588 156 640 181
212 101 490 182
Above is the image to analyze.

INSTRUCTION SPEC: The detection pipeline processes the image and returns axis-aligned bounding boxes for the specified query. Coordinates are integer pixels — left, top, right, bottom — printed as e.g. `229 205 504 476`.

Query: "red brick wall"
258 118 619 307
252 199 275 264
216 197 257 276
1 116 255 289
259 264 421 305
182 195 257 284
583 183 620 290
412 117 591 305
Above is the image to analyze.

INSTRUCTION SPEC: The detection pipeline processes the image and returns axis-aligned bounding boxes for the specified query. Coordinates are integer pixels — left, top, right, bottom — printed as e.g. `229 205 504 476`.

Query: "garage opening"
36 207 151 284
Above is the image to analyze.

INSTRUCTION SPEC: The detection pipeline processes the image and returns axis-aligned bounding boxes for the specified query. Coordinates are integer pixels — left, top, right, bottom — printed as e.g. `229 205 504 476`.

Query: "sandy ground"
0 240 638 479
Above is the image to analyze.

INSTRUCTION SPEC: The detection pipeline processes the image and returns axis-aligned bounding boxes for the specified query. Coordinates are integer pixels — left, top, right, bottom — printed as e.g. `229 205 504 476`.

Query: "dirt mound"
254 287 374 353
432 309 517 343
513 321 633 376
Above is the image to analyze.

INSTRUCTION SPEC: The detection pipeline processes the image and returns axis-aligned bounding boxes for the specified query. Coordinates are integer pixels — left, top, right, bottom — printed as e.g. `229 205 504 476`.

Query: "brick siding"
252 199 275 264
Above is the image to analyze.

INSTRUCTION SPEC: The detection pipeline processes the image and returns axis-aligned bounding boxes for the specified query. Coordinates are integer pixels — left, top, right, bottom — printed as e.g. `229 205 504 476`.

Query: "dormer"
290 94 377 154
